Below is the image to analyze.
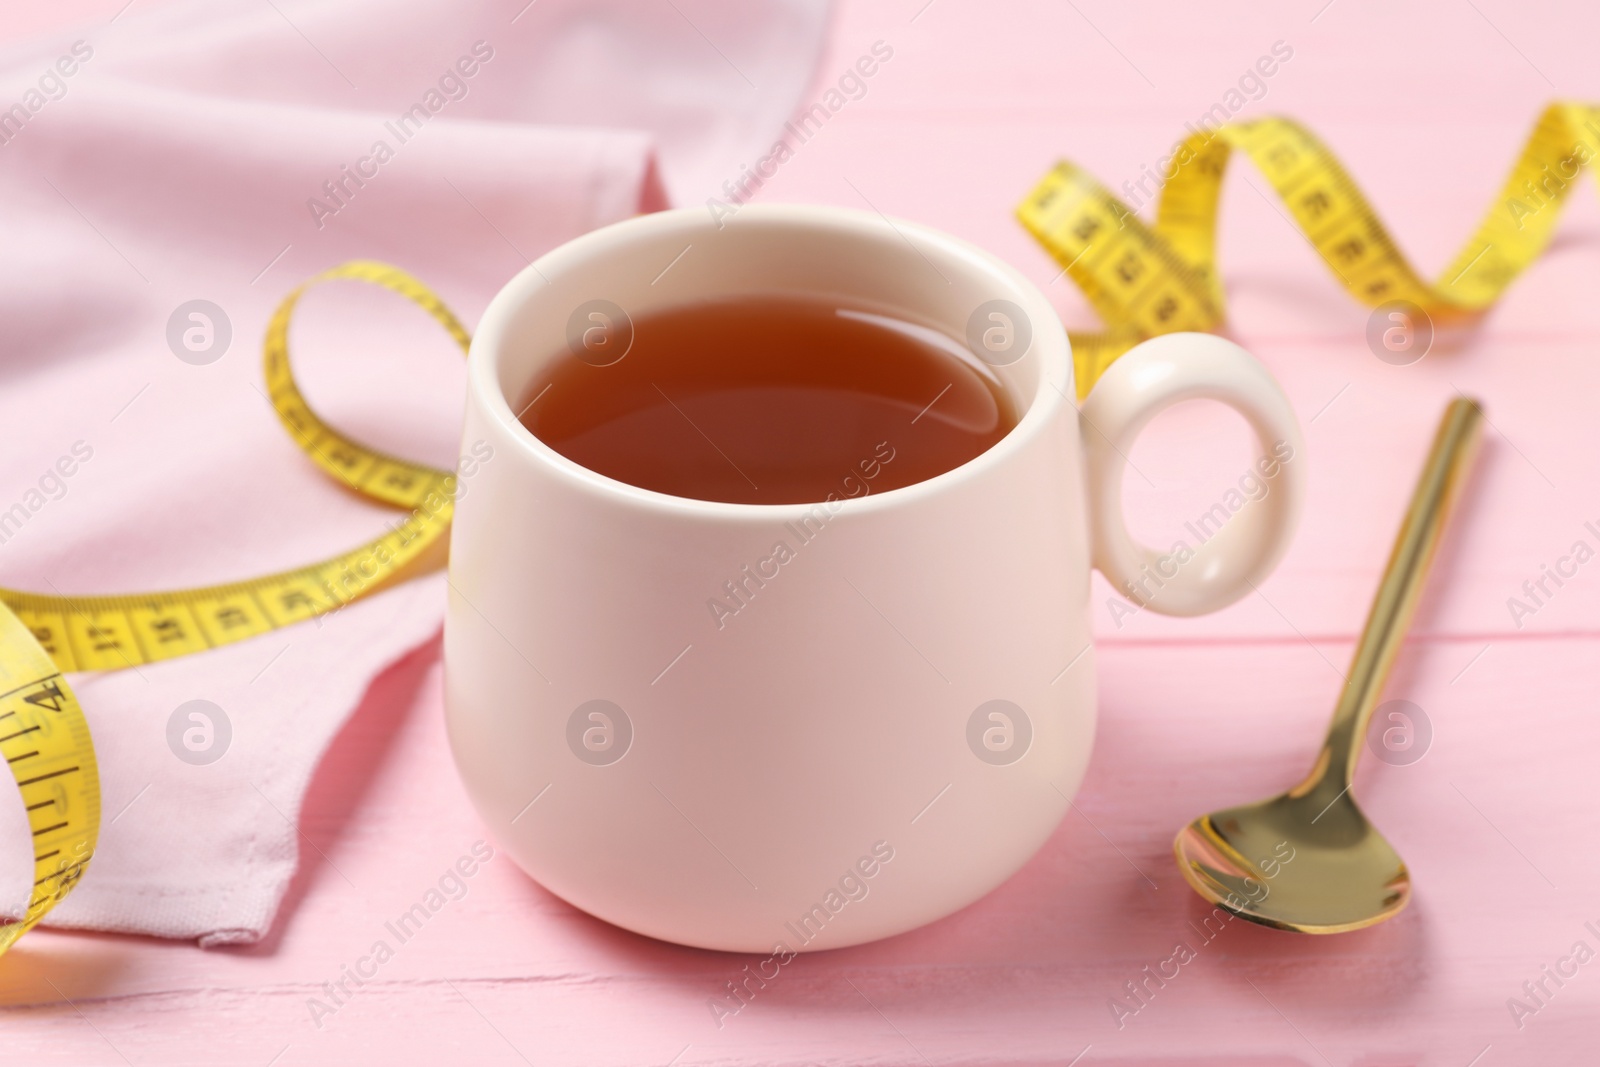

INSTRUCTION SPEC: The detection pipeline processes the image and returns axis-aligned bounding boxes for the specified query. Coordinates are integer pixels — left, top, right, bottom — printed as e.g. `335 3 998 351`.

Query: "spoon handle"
1320 397 1484 788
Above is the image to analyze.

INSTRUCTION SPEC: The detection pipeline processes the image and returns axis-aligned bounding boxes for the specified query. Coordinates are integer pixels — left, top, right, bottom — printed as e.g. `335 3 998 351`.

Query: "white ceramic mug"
444 204 1304 953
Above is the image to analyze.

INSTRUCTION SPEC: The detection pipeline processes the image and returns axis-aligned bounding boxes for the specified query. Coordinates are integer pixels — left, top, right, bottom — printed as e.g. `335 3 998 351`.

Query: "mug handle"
1079 332 1306 616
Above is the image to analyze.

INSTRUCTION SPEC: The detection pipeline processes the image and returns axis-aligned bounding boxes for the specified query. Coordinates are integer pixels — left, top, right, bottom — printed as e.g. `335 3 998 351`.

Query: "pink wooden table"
7 0 1600 1063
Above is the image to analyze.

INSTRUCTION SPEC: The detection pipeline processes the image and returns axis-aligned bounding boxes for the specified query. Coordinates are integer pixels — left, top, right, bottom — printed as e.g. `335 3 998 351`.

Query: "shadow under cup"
445 204 1092 953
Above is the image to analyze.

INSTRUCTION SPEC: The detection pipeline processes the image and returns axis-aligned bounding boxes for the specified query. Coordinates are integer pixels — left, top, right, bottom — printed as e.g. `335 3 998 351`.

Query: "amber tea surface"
517 294 1017 505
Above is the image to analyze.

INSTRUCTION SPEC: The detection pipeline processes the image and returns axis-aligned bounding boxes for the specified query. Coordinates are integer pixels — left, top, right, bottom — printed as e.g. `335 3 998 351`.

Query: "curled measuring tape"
0 262 469 952
1019 102 1600 396
2 101 1593 952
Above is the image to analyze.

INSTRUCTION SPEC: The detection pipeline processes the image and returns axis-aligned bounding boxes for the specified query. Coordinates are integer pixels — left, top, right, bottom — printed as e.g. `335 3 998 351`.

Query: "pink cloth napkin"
0 0 830 945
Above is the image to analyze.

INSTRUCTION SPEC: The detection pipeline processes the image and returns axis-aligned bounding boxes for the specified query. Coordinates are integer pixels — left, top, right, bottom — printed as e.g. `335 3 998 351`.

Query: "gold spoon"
1173 397 1484 933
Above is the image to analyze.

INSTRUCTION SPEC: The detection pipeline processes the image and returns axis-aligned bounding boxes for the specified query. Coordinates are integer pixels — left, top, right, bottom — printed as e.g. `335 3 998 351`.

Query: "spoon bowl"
1174 788 1410 933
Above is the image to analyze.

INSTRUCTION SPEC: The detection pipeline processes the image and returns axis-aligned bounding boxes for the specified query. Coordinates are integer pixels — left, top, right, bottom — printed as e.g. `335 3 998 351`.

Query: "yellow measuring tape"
1019 101 1600 396
0 262 468 951
0 101 1593 951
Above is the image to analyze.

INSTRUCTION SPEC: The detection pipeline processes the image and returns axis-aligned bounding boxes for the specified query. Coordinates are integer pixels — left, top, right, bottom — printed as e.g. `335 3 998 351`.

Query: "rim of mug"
468 203 1072 517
